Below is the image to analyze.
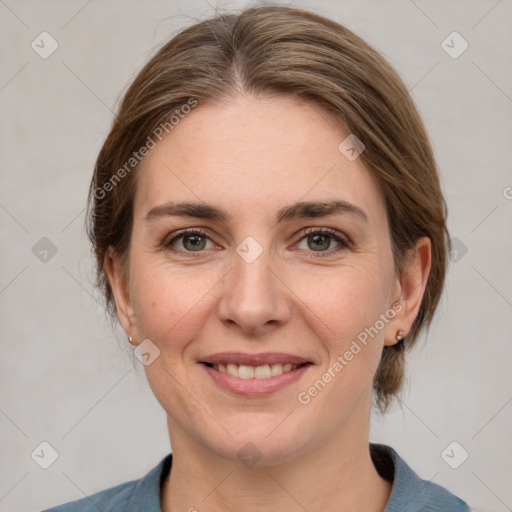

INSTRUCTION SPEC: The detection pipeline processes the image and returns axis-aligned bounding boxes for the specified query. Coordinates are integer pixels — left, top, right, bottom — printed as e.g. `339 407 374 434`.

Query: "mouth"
199 352 313 395
202 361 307 379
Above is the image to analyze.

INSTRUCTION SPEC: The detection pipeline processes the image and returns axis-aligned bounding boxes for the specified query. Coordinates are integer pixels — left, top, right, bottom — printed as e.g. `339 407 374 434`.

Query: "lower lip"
201 363 311 396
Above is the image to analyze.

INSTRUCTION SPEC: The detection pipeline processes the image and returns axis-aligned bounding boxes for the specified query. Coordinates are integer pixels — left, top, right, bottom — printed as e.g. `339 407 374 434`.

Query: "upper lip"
200 352 311 366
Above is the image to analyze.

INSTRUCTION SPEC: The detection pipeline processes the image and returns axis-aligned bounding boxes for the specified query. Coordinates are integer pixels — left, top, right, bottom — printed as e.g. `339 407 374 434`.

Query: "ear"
384 236 432 347
103 246 136 339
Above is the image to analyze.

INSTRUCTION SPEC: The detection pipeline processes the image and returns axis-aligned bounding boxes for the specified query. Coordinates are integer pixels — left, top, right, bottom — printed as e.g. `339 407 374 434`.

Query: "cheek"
130 257 220 347
294 261 392 388
297 260 392 339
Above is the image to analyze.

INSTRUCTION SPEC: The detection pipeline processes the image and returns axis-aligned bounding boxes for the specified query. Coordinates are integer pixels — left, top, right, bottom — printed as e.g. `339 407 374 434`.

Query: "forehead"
134 95 386 224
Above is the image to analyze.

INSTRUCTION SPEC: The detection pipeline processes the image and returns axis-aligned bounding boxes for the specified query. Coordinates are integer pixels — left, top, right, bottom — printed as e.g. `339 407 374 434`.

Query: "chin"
199 414 312 467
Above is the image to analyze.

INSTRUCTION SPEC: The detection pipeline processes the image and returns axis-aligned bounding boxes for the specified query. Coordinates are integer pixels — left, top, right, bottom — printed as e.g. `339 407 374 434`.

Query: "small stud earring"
128 336 135 346
396 330 405 341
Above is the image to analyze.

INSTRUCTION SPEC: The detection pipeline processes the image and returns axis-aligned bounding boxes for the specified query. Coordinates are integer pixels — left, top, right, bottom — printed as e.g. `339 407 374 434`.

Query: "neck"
161 415 391 512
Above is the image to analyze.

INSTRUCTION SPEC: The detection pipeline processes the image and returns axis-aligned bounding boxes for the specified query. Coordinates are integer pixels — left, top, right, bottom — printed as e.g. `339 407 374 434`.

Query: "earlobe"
384 237 432 347
103 247 135 336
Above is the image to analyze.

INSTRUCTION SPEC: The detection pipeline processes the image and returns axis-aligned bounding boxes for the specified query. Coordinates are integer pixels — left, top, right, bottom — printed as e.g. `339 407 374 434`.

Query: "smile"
199 352 312 395
209 362 300 379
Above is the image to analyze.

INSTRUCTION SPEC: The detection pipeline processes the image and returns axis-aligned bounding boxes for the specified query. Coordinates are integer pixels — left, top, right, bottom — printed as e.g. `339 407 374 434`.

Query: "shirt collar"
125 452 172 511
373 443 467 511
125 444 463 511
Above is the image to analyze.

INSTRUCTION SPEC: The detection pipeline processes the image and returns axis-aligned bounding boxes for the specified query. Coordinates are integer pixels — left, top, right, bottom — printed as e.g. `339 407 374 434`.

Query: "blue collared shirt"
42 444 469 511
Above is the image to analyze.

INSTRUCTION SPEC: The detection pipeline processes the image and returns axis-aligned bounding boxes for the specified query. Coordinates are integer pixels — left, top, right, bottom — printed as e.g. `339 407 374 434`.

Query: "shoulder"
41 480 137 512
41 453 172 512
371 444 469 511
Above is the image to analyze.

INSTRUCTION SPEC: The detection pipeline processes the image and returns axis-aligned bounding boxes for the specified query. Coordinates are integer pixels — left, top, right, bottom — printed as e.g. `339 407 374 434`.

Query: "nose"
216 244 292 336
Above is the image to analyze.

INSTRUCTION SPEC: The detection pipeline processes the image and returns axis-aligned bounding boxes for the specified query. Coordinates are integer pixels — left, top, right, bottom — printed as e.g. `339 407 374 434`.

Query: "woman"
44 5 470 511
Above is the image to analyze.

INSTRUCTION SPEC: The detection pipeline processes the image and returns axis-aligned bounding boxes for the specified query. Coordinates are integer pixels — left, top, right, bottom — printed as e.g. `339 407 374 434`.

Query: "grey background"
1 0 511 511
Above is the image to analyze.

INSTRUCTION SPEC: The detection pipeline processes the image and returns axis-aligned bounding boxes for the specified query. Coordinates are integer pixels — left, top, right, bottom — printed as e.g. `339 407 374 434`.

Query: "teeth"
270 363 282 376
238 365 254 379
227 363 239 377
213 362 298 379
254 364 271 379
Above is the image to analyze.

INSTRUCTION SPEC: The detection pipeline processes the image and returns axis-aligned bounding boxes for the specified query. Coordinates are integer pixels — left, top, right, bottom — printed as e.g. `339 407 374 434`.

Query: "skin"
105 94 431 511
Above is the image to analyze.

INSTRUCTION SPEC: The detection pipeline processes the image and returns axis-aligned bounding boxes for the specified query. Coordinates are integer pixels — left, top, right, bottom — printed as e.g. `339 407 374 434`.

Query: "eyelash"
161 227 351 258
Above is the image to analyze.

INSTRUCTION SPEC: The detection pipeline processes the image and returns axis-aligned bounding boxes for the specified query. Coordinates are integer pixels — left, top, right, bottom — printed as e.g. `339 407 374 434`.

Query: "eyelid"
162 228 216 250
161 226 352 257
295 227 351 254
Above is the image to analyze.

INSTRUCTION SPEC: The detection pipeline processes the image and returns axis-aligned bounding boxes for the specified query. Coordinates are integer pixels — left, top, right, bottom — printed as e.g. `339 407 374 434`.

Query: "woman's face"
109 95 413 465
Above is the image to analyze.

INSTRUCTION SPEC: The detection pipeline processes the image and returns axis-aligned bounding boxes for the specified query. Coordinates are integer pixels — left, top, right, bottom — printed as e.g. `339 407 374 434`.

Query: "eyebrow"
145 200 368 224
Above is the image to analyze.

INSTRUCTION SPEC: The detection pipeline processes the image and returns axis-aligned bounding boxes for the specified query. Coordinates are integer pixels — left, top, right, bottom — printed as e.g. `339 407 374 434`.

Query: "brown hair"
87 5 449 411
